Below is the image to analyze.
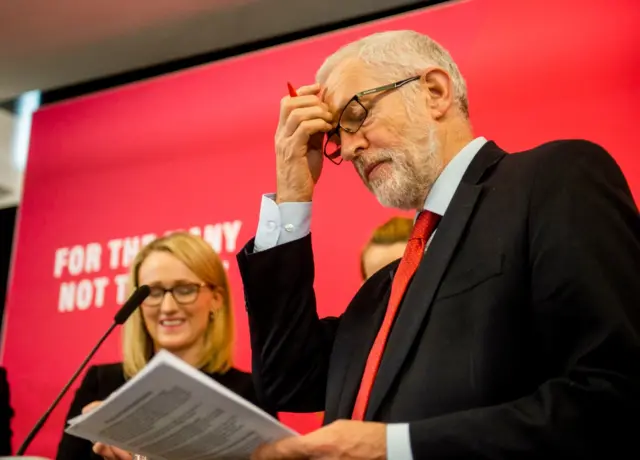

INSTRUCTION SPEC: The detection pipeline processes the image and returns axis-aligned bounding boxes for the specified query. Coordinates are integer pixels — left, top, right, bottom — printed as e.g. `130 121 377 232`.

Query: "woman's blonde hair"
122 232 234 379
360 216 414 280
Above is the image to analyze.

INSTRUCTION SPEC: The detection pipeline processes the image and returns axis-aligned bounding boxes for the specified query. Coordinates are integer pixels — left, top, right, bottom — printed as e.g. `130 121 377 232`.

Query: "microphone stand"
16 323 117 455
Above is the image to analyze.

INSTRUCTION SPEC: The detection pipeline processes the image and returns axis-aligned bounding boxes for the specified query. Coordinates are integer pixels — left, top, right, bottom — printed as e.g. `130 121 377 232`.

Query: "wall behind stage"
3 0 639 456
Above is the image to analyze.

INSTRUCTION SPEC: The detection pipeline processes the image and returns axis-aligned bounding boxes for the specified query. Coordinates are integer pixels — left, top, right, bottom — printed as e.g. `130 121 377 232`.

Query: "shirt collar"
422 136 488 217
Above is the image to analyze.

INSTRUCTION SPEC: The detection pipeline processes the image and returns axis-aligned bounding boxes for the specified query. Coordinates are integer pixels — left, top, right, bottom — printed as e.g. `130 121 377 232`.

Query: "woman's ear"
209 289 224 312
420 68 454 120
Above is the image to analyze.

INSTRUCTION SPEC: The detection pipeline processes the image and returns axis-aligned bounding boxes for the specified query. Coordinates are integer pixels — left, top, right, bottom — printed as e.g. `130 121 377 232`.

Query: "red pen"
287 82 298 97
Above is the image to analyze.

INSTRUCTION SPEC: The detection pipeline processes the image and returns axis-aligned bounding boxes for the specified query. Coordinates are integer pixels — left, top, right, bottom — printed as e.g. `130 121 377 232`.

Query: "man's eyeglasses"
323 75 421 165
142 282 211 307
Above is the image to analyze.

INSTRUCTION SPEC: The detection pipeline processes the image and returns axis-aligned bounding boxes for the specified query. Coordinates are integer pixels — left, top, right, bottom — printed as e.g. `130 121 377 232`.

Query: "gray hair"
316 30 469 117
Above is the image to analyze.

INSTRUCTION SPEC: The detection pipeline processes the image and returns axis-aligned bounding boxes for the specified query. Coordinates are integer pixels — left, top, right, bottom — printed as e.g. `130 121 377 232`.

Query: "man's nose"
340 131 368 162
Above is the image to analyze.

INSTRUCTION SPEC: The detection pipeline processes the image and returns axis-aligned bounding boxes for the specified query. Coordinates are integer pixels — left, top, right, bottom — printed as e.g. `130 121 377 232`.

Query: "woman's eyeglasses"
142 283 211 306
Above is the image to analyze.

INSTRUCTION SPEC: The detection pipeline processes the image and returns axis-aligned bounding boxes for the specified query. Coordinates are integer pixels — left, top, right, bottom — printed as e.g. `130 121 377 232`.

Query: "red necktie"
351 210 441 420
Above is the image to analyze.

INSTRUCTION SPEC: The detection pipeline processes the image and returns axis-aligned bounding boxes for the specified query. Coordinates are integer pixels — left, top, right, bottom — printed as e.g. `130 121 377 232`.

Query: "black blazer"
56 362 274 460
0 367 14 455
237 140 640 459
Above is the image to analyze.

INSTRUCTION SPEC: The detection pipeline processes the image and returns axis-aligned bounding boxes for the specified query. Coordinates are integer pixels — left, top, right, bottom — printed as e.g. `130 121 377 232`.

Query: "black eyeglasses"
142 282 211 307
323 75 421 165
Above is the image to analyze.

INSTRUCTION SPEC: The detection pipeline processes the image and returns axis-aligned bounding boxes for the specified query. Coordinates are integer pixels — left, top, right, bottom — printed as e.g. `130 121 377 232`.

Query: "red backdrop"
2 0 639 456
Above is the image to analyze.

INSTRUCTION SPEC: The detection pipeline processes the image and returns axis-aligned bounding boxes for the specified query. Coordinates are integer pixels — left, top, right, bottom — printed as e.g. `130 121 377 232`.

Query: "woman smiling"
56 232 273 460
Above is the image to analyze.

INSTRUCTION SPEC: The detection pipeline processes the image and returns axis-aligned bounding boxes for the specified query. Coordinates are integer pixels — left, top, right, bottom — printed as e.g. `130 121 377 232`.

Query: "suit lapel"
364 142 506 420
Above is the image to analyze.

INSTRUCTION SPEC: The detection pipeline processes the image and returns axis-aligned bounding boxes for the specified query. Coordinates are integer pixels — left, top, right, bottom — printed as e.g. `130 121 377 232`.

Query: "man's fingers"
250 443 269 460
295 82 321 96
291 119 333 146
283 106 333 137
279 94 329 126
111 446 134 460
251 437 308 460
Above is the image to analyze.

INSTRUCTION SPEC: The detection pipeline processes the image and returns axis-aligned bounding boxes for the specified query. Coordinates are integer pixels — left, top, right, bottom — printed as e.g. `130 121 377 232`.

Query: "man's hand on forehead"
317 88 343 126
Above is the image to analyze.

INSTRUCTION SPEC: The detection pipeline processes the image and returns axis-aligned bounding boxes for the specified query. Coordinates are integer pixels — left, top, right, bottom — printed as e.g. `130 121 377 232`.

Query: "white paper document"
65 350 297 460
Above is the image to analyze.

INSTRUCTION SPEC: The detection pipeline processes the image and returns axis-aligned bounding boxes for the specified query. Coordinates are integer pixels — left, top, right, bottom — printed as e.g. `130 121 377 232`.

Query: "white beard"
355 124 442 210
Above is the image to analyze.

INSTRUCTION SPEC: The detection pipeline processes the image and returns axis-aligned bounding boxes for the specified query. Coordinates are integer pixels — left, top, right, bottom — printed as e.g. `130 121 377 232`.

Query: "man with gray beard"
236 30 640 459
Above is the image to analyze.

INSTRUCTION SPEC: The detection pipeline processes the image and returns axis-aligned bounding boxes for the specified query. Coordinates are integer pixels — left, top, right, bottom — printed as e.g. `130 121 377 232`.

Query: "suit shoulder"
512 139 616 168
503 139 627 189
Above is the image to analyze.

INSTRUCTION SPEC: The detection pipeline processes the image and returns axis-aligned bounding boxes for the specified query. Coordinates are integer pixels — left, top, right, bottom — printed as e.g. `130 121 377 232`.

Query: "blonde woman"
56 232 273 460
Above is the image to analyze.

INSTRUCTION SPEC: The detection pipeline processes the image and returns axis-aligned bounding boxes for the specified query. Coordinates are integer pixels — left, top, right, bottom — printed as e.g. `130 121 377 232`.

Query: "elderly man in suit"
237 30 640 459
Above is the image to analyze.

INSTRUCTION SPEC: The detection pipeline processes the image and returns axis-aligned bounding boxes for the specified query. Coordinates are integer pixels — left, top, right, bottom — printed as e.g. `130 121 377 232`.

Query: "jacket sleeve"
237 235 340 412
408 141 640 458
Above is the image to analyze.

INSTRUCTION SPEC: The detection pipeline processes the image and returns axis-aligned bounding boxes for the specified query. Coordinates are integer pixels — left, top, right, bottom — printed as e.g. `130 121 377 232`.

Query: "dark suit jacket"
56 362 274 460
0 367 13 455
237 140 640 458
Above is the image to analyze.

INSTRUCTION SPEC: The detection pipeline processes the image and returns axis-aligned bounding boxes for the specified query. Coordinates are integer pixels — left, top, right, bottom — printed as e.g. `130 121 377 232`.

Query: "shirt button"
284 223 295 232
266 221 276 231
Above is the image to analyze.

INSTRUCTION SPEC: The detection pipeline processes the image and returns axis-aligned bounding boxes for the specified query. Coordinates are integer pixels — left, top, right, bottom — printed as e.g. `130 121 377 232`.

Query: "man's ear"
420 68 454 120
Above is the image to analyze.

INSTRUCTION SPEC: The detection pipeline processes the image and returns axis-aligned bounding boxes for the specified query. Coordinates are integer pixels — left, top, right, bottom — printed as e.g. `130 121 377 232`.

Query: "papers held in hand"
65 350 296 460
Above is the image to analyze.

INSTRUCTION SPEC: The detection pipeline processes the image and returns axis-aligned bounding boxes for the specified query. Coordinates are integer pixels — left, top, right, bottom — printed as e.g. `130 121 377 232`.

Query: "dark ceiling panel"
0 0 450 103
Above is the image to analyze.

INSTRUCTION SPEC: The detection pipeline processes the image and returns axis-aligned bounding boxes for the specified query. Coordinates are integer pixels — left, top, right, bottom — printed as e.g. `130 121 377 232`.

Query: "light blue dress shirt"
253 136 488 458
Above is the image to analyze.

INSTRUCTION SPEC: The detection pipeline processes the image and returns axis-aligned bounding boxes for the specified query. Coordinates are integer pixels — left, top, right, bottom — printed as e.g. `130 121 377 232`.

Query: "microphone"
15 285 151 455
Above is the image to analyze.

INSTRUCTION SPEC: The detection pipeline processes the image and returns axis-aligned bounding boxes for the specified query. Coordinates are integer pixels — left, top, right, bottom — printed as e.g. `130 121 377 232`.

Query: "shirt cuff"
387 423 413 460
254 193 312 252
